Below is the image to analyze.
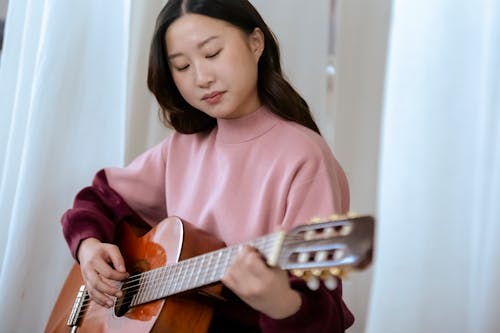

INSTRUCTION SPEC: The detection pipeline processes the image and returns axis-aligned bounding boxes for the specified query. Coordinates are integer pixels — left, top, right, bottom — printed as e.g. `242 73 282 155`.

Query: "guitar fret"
181 259 188 292
196 255 204 287
153 269 160 301
185 258 194 291
131 282 139 306
180 260 187 292
137 273 146 305
145 271 153 302
192 256 200 289
165 266 173 296
166 266 173 296
132 233 283 306
173 263 181 294
159 266 167 298
207 252 215 282
150 270 157 301
146 271 154 302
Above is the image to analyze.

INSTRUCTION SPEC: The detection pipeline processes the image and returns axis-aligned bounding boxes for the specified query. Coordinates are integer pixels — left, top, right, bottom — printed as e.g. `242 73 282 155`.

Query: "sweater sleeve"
104 138 169 226
259 277 354 333
61 170 148 259
260 152 353 332
61 138 170 259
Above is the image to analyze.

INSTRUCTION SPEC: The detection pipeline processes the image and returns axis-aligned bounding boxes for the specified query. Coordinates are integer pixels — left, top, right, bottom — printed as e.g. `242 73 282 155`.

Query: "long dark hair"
147 0 321 135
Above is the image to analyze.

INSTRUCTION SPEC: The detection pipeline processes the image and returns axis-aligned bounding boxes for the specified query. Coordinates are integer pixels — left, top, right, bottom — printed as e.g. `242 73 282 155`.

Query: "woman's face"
166 13 264 119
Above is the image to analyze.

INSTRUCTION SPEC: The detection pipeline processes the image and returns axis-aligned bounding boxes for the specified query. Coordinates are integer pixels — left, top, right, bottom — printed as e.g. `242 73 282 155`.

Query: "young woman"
62 0 354 332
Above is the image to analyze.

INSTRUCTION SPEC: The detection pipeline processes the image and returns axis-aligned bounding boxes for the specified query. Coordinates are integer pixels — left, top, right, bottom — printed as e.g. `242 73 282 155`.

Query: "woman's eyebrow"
198 35 219 48
168 36 220 60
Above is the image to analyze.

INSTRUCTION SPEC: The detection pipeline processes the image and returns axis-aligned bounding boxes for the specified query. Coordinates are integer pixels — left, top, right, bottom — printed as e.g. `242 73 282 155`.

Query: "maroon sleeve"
61 169 148 260
259 277 354 333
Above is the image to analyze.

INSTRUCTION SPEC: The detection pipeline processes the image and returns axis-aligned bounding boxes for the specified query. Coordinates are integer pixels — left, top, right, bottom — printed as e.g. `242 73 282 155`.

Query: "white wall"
250 1 391 332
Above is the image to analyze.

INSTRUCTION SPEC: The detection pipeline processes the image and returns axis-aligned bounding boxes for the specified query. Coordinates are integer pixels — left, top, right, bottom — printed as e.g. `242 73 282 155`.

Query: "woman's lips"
202 91 225 105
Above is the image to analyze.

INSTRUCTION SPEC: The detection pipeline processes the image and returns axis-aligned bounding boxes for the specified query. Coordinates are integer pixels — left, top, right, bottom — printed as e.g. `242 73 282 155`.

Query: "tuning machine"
291 268 346 291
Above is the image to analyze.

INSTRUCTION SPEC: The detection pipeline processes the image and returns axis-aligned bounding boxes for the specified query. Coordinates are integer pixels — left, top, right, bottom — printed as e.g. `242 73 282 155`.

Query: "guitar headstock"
278 214 374 290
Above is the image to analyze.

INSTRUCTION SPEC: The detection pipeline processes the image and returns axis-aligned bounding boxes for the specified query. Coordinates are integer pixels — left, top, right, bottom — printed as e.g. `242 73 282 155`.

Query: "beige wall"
250 1 391 332
0 0 8 19
334 1 390 332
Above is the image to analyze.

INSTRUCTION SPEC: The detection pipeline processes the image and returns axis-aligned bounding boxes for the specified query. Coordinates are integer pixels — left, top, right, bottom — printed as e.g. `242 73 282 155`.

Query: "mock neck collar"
215 105 279 144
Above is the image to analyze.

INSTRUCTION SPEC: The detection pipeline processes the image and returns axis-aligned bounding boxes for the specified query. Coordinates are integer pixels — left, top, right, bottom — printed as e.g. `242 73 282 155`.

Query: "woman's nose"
194 62 214 88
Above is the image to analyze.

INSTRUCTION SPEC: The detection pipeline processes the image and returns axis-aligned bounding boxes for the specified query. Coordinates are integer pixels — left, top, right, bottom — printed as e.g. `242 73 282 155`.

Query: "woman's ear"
248 27 265 62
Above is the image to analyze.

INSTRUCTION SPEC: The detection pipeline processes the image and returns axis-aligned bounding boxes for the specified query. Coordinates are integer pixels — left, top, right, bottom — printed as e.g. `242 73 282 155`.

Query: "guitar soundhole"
114 260 150 317
114 290 134 317
113 272 143 317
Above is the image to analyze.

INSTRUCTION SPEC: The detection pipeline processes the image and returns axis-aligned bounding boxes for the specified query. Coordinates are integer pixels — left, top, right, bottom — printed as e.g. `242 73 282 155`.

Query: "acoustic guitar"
44 214 374 333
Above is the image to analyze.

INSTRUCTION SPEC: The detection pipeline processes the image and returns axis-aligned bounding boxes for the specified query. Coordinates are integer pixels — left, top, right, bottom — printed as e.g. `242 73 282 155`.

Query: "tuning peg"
339 225 353 236
298 252 310 263
329 267 349 279
333 249 344 261
329 212 360 221
309 217 323 224
314 250 328 262
306 275 320 291
329 213 341 221
304 229 316 240
291 269 305 277
323 227 335 237
322 273 338 290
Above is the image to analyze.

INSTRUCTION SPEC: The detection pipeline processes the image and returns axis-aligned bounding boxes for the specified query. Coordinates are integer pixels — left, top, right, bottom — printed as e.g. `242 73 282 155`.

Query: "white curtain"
367 1 500 332
3 0 498 332
0 0 167 332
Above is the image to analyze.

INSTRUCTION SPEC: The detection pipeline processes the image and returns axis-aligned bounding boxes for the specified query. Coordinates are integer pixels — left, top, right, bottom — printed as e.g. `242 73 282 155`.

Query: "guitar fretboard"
126 232 281 307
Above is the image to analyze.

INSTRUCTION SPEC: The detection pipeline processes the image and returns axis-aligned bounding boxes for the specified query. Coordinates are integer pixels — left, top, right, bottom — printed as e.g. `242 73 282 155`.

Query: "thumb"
107 247 127 274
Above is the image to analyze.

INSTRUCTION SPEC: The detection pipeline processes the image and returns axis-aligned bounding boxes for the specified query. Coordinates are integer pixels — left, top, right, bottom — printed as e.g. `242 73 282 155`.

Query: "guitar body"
45 214 375 333
45 217 226 333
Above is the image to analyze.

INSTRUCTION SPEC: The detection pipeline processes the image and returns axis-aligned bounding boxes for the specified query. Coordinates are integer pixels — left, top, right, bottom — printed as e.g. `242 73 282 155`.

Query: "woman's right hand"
77 237 129 308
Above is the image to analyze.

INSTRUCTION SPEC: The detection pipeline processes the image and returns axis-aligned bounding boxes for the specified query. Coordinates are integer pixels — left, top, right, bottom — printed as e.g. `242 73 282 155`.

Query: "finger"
94 275 123 298
238 248 269 274
89 288 115 308
84 270 116 307
105 245 128 273
94 257 128 281
91 267 124 297
102 276 125 297
223 251 265 289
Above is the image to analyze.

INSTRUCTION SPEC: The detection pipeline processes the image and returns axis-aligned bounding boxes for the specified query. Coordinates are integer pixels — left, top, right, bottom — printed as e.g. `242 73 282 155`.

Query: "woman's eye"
175 64 190 72
206 49 221 59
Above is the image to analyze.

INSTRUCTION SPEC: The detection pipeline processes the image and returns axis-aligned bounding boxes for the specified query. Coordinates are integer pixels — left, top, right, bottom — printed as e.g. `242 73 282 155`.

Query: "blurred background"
0 0 498 332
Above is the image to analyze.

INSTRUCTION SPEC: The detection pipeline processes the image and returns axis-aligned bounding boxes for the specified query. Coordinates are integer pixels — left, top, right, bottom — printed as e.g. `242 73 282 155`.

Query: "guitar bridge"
67 285 87 329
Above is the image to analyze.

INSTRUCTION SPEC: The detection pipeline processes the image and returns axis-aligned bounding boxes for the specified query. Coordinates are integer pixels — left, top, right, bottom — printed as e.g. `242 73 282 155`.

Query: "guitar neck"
127 233 281 307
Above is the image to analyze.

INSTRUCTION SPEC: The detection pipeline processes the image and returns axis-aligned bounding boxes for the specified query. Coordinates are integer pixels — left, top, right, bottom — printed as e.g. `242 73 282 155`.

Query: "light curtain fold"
0 0 133 331
10 0 499 332
367 0 500 332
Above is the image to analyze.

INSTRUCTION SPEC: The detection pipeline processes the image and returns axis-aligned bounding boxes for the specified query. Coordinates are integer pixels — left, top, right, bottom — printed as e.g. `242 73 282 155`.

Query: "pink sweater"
62 106 353 332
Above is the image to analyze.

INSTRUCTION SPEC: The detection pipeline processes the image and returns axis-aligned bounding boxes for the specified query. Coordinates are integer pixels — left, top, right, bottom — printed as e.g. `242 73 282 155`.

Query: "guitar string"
65 222 356 317
75 240 276 313
75 231 324 315
77 227 333 310
117 234 278 293
73 235 302 313
74 233 313 313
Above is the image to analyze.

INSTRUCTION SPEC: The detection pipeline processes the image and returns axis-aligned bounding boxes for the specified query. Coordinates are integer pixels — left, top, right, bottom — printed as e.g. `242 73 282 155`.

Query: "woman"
62 0 354 331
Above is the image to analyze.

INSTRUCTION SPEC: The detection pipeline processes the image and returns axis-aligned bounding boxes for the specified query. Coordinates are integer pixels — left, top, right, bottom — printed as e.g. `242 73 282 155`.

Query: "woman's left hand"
221 245 302 319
